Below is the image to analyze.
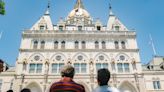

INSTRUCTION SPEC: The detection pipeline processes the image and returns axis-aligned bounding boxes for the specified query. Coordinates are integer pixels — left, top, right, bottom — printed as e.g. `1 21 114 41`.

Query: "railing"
23 30 136 37
23 30 136 35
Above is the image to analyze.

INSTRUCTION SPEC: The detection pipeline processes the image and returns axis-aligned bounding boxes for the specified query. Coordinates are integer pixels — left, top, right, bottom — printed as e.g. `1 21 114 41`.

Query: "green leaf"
0 1 5 15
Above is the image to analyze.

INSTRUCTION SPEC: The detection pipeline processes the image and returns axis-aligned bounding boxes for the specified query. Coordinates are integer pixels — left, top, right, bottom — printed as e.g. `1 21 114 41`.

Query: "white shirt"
92 85 120 92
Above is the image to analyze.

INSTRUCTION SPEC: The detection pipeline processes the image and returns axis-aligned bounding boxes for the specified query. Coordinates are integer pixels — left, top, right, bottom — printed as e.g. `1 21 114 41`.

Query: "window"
52 63 64 73
41 41 45 49
54 41 58 49
102 41 106 49
75 41 79 49
124 63 130 72
0 79 2 91
81 63 87 73
61 41 65 49
121 41 126 49
78 26 82 31
33 41 38 49
153 81 161 89
117 63 130 73
29 64 35 73
59 26 63 31
96 63 108 71
117 63 123 73
82 41 86 49
95 41 99 49
36 64 42 73
114 41 119 49
115 26 120 31
97 26 101 31
74 63 87 73
29 64 42 73
74 63 80 73
40 25 45 30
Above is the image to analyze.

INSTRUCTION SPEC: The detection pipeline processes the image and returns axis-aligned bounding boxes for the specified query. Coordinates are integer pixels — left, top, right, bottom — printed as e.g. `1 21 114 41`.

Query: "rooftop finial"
109 0 114 15
74 0 84 9
45 0 50 15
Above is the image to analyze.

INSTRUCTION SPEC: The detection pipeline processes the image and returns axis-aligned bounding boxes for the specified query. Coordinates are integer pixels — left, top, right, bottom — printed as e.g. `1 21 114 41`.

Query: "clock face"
56 55 62 61
34 56 40 61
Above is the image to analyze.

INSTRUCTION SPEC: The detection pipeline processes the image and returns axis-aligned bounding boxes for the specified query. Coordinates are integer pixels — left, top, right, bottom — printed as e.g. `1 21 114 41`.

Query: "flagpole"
149 34 157 56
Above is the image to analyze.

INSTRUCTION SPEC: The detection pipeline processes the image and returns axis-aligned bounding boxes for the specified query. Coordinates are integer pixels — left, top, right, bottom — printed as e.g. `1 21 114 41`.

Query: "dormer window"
40 25 45 30
59 26 63 31
97 26 101 31
78 26 82 31
115 26 120 31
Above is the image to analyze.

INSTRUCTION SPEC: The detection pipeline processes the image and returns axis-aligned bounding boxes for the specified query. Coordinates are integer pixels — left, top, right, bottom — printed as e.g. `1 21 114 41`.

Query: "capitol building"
0 0 164 92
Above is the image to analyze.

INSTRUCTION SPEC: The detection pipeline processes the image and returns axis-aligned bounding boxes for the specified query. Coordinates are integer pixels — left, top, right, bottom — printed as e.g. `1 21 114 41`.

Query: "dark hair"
97 68 110 86
21 88 31 92
6 90 13 92
60 65 75 78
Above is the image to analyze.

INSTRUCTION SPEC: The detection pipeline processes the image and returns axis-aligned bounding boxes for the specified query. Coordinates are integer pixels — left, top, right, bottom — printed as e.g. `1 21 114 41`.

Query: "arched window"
114 41 119 49
61 41 65 49
75 41 79 49
74 63 87 73
59 25 63 31
97 26 101 31
41 41 45 49
95 41 99 49
117 63 130 73
51 63 64 73
121 41 126 49
78 26 82 31
82 41 86 49
33 41 38 49
115 26 120 31
102 41 106 49
96 63 108 71
29 63 43 73
54 41 58 49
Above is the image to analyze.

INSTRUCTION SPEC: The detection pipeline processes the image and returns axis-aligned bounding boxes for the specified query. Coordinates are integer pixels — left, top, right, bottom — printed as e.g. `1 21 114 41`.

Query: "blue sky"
0 0 164 66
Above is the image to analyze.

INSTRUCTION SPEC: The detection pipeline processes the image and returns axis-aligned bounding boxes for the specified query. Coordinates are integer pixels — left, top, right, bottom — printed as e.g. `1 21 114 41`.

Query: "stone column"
44 59 49 92
89 58 94 91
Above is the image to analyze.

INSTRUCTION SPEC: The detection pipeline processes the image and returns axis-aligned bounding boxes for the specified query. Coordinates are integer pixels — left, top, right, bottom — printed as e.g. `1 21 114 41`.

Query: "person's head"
21 88 31 92
97 68 110 86
60 65 75 78
6 90 13 92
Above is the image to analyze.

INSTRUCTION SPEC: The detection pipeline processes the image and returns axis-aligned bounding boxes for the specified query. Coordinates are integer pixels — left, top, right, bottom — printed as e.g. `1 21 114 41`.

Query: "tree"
0 0 5 15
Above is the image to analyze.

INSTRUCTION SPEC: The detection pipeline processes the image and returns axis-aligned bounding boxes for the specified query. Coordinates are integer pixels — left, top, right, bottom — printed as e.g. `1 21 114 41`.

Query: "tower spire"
74 0 84 9
45 0 50 15
109 0 114 16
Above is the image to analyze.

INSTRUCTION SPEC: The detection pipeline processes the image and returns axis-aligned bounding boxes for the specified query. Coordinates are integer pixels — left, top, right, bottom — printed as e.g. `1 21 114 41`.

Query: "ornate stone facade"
0 0 164 92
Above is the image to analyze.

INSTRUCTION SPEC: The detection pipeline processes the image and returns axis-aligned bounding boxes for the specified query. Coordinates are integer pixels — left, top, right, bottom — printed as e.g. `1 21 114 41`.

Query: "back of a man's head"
60 65 75 78
21 88 31 92
97 68 110 86
7 90 13 92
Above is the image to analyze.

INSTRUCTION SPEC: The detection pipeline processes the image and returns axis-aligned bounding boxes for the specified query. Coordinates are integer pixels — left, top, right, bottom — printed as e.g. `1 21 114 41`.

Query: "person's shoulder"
110 87 120 92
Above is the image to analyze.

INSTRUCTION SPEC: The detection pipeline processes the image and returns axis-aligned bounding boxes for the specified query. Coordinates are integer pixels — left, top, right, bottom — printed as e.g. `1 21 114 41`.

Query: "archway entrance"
119 82 137 92
26 82 42 92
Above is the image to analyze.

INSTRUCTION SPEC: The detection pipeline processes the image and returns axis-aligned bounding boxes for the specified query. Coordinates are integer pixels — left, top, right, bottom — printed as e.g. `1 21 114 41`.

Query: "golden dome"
68 8 90 18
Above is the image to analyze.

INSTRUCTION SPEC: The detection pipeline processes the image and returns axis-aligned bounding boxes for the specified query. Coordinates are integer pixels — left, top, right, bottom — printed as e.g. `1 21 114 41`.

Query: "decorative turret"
107 5 128 31
30 2 53 30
